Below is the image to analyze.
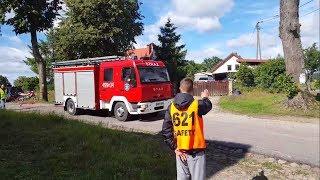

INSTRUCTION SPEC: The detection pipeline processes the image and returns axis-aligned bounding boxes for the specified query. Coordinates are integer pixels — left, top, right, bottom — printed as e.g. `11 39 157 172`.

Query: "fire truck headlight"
140 104 148 110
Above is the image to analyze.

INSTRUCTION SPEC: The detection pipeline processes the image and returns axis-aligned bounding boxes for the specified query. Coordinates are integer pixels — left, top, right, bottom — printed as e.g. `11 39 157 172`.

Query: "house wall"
214 56 240 74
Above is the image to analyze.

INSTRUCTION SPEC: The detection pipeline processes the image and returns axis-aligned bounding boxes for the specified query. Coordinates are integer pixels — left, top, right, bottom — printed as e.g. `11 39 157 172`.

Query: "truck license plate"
156 101 164 107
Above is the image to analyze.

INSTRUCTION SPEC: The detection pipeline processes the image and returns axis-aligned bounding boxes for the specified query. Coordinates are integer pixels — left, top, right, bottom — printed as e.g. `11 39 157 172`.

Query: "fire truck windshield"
138 66 170 83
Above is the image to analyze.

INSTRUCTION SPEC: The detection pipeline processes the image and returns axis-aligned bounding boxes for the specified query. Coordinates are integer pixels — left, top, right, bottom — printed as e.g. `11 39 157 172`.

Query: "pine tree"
156 19 187 90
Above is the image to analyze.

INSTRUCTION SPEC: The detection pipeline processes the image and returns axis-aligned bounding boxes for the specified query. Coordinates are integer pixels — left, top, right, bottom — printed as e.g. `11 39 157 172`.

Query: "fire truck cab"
53 56 173 121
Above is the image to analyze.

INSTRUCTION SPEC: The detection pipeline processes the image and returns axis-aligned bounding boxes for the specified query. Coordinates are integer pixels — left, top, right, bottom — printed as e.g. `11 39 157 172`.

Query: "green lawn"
219 90 320 118
0 110 175 179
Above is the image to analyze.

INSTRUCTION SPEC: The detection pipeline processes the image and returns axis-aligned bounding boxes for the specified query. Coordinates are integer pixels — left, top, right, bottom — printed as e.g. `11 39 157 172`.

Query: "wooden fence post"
228 80 233 96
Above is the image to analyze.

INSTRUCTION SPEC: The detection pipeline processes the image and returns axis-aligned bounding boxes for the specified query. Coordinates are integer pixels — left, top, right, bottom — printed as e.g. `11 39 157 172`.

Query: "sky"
0 0 319 83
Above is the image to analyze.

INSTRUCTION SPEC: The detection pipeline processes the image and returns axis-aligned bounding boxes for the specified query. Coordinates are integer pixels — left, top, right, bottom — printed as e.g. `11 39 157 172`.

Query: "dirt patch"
208 145 320 180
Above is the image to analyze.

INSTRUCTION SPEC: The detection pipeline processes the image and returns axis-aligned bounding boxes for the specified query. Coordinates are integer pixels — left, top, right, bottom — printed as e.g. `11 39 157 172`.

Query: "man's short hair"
180 78 193 93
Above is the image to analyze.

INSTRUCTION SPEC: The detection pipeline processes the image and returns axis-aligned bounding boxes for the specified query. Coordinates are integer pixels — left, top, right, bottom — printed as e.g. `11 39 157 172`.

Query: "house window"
235 64 240 70
227 65 232 71
104 68 113 81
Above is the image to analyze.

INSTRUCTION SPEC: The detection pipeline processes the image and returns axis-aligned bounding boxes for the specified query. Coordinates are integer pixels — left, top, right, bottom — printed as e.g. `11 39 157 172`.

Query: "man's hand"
175 149 187 163
201 89 209 98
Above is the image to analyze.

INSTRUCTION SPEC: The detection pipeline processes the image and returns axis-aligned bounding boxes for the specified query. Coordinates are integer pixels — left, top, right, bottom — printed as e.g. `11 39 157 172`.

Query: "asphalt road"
6 102 320 166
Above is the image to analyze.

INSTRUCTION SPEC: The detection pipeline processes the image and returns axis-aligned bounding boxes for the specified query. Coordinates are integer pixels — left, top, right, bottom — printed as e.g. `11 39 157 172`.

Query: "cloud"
4 10 15 21
172 0 234 18
300 11 319 47
53 2 68 28
262 44 283 59
164 0 234 32
244 9 266 15
225 4 319 59
135 23 160 48
159 12 221 33
0 36 34 84
186 46 223 62
226 33 277 49
135 0 234 48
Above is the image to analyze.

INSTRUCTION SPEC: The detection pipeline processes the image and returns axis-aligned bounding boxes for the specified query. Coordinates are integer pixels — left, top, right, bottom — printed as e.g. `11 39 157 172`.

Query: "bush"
272 74 298 99
236 64 255 87
14 76 39 91
312 80 320 90
255 58 286 89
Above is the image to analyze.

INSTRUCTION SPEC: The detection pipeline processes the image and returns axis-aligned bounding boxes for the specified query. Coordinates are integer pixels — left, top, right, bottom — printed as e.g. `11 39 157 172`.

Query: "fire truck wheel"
66 99 78 115
114 102 130 121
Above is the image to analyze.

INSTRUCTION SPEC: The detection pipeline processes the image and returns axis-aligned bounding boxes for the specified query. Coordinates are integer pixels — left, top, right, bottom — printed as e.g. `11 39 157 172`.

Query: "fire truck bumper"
132 99 172 114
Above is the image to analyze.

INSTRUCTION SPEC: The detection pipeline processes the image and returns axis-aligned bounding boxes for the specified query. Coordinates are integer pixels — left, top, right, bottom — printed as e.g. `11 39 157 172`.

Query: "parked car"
194 72 215 82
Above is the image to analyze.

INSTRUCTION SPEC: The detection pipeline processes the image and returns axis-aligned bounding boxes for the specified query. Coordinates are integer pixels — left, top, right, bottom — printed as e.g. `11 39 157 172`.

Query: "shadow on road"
78 109 165 122
205 140 251 178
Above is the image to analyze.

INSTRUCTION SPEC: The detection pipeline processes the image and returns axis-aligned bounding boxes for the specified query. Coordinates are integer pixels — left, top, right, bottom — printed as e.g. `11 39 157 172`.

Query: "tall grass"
0 110 175 179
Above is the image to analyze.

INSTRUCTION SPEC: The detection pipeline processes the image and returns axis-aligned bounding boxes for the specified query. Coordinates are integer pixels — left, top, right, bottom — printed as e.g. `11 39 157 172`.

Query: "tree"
0 0 63 101
14 76 39 91
279 0 305 83
0 75 10 86
183 61 204 78
304 43 320 91
255 57 286 89
50 0 143 60
236 64 255 87
156 19 187 88
201 56 222 72
24 40 55 84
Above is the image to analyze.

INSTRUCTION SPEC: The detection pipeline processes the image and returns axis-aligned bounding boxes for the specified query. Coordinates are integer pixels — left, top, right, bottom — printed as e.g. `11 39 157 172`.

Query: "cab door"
118 67 140 103
100 67 115 101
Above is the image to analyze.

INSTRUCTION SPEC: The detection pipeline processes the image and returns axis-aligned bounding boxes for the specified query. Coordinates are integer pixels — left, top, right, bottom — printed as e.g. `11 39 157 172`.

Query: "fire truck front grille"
154 106 164 110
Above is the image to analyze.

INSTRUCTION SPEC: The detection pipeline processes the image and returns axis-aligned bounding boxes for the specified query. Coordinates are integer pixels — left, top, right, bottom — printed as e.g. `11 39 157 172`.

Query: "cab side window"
122 67 136 87
104 68 113 81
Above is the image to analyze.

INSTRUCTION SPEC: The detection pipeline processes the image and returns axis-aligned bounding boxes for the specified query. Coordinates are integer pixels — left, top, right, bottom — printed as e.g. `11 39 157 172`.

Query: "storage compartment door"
76 71 95 109
54 72 63 104
63 72 76 96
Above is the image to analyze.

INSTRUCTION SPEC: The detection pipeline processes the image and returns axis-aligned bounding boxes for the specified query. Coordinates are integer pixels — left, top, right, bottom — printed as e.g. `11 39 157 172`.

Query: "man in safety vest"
162 78 212 180
0 84 7 109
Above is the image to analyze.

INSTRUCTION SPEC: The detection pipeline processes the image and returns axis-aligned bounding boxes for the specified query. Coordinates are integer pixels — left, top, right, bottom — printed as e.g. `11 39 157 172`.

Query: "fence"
193 81 229 96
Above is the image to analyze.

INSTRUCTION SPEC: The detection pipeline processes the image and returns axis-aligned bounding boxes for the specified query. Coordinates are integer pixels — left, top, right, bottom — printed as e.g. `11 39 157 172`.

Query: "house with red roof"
126 43 157 60
212 52 267 80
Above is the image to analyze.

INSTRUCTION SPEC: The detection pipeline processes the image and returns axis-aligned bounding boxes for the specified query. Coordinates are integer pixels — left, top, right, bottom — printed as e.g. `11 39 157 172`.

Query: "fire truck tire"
114 102 130 121
66 99 79 116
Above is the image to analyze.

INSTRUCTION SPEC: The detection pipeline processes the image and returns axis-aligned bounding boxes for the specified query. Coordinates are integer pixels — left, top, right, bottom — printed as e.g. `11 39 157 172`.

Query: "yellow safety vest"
170 99 206 150
0 88 6 100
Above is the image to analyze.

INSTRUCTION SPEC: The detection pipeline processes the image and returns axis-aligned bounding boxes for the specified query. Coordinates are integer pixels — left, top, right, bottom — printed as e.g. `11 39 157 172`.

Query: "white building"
212 53 267 80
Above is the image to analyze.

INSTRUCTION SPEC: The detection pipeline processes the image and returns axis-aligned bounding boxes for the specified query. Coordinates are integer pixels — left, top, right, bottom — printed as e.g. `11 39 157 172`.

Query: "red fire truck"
53 56 173 121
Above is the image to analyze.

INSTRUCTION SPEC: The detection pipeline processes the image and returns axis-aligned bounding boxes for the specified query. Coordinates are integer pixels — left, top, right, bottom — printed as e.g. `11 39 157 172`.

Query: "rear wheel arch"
64 98 72 111
64 98 72 107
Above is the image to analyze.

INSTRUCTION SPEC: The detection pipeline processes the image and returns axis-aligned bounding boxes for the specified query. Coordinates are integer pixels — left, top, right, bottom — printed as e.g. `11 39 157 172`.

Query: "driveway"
6 100 320 166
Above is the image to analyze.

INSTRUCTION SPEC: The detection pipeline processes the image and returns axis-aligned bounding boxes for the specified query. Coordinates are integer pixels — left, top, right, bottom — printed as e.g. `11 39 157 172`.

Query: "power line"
258 15 279 23
258 0 315 23
301 8 320 16
251 1 318 60
300 0 314 7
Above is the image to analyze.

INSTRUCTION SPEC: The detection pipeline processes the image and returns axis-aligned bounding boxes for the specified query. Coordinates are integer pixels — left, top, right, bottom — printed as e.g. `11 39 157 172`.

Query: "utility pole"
255 22 262 60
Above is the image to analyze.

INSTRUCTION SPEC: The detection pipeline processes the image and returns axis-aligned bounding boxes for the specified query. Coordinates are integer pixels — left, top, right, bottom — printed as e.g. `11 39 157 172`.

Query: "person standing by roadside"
162 78 212 180
0 84 7 109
